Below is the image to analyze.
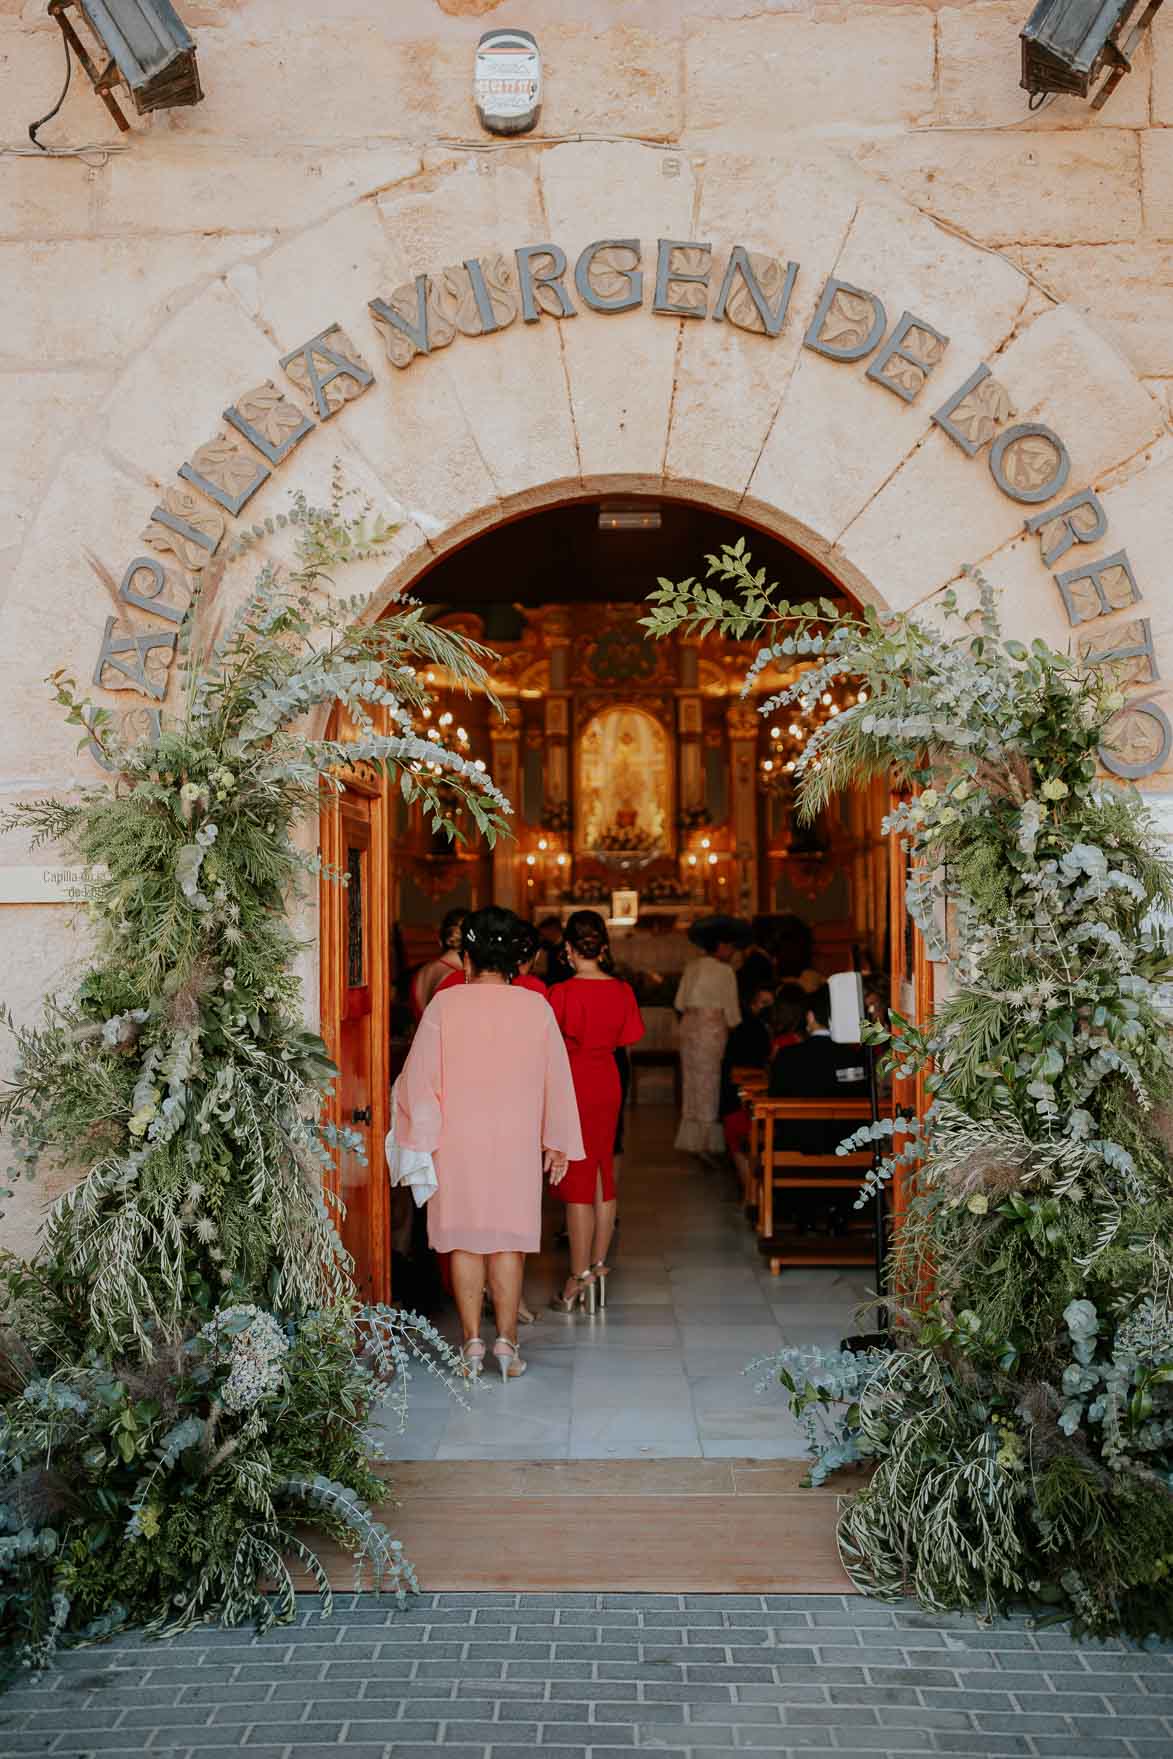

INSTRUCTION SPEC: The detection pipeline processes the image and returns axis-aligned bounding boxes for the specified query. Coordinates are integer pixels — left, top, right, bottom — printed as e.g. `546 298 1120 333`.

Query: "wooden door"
888 793 933 1287
320 753 391 1306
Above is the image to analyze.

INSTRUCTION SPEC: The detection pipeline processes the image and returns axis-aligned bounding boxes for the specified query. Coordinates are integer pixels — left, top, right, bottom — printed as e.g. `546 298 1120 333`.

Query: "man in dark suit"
767 984 870 1155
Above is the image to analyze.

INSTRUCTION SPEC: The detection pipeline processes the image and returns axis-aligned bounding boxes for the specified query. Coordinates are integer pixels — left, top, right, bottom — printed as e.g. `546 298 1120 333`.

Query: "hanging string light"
758 671 867 791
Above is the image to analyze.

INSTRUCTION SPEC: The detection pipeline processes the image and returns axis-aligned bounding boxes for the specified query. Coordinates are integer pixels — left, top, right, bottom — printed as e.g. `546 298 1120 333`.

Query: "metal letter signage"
79 227 1168 781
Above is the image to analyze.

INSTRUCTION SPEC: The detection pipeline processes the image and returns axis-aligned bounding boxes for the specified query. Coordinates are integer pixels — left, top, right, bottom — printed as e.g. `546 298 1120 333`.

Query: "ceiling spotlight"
1020 0 1164 111
44 1 202 133
597 501 662 532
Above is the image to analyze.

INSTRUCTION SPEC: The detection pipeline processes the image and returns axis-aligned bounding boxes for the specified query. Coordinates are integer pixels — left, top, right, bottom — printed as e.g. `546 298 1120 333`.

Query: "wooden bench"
729 1066 768 1209
748 1094 881 1277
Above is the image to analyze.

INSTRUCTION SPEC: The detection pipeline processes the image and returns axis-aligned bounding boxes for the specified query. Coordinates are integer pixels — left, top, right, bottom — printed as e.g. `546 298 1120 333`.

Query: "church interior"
391 495 891 1027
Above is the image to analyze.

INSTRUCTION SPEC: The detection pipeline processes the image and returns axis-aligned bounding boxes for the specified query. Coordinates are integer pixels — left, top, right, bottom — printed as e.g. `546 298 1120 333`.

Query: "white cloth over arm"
391 1010 443 1206
385 1074 437 1207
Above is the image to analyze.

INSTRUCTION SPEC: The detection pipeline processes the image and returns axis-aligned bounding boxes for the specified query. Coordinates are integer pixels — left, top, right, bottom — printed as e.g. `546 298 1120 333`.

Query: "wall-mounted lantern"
1020 0 1165 110
474 28 541 136
47 0 202 133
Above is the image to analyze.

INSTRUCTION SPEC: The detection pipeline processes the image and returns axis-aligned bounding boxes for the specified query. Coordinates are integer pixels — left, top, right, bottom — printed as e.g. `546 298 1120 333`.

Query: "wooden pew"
748 1095 879 1276
730 1066 768 1211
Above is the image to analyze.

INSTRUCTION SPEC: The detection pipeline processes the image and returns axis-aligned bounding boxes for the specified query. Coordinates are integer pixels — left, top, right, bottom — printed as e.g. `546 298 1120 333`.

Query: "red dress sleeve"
550 979 570 1036
618 981 645 1048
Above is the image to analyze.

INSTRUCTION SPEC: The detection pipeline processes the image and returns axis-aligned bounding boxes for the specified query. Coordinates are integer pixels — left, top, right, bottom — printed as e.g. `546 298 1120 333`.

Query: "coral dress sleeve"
541 1009 585 1161
395 1009 444 1155
618 982 646 1048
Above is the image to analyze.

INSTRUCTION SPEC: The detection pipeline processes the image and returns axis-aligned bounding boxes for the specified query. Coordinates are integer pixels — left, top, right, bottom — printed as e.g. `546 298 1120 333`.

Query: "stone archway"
3 135 1172 1110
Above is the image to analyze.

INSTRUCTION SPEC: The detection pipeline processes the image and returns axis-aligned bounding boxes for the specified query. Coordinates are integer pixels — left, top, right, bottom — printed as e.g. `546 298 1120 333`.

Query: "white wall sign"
0 865 107 905
474 29 541 135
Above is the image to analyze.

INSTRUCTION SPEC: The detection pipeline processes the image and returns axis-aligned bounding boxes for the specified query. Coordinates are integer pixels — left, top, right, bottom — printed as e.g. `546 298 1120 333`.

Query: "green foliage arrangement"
648 546 1173 1639
0 491 502 1675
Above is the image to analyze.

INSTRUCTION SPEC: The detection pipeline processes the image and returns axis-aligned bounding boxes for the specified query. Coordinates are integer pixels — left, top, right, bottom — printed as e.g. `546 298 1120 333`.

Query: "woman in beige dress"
674 924 742 1157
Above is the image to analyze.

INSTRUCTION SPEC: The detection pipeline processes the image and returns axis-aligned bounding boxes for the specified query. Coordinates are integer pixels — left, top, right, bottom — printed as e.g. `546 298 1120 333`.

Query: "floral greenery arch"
645 549 1173 1639
0 491 506 1673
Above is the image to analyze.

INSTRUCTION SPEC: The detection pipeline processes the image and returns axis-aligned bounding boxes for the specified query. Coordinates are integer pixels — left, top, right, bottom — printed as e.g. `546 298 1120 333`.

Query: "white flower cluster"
199 1303 290 1413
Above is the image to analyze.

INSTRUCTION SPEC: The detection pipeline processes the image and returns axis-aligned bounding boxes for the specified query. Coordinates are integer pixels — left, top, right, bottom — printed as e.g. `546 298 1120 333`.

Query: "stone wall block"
1142 132 1173 243
0 368 111 565
0 154 98 239
1015 242 1173 378
533 23 682 141
98 279 277 476
539 142 696 481
837 304 1166 614
100 142 422 238
936 2 1151 130
0 447 157 781
664 149 861 495
684 9 936 138
161 23 475 142
1153 7 1173 124
747 194 1028 547
0 233 273 366
852 130 1142 246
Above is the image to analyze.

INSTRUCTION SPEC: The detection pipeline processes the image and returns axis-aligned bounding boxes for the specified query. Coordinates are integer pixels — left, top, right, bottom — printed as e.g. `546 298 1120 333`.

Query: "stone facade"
2 0 1173 1249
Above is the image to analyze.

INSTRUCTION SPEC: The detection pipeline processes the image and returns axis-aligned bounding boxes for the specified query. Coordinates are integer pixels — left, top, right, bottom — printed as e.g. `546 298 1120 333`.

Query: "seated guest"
719 984 775 1172
767 984 870 1154
770 983 807 1055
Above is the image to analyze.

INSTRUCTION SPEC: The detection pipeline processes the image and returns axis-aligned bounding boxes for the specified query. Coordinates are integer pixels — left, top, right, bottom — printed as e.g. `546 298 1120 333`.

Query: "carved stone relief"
943 373 1012 451
721 252 792 335
180 433 269 517
227 381 315 465
281 325 373 417
584 243 641 305
143 486 225 571
660 245 711 316
994 429 1066 499
816 287 881 355
1064 558 1141 623
371 254 521 367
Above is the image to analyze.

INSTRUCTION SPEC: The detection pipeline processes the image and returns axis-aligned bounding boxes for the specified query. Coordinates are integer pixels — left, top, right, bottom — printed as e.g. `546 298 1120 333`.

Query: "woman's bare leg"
486 1250 523 1340
450 1249 487 1343
591 1170 618 1269
562 1202 595 1301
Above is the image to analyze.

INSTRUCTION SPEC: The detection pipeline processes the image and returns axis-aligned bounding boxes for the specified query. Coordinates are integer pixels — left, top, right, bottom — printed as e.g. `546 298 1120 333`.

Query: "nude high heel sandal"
590 1261 611 1310
461 1338 486 1379
493 1338 527 1381
548 1271 597 1315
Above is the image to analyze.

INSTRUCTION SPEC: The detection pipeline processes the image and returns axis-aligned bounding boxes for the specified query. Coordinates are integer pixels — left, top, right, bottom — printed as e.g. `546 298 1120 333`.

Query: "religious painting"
577 706 673 861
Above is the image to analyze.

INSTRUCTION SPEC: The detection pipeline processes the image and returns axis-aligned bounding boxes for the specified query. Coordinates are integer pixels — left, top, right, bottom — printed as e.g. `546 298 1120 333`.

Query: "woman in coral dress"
395 907 583 1380
549 911 645 1314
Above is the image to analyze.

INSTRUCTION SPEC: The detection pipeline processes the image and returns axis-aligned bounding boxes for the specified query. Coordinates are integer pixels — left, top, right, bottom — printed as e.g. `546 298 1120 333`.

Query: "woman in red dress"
549 911 644 1313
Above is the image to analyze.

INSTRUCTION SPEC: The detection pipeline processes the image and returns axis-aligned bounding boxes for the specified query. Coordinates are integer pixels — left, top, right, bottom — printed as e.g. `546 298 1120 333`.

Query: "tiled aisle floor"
5 1593 1171 1759
373 1106 873 1463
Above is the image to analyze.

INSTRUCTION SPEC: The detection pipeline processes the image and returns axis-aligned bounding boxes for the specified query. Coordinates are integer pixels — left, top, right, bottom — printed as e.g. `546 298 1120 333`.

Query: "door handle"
351 1106 372 1125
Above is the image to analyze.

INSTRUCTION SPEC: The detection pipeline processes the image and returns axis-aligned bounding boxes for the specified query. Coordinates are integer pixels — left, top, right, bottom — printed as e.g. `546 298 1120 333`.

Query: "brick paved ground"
3 1593 1172 1759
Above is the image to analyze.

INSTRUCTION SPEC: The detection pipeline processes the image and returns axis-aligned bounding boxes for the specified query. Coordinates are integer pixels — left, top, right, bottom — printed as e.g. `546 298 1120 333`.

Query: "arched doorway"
321 486 905 1323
